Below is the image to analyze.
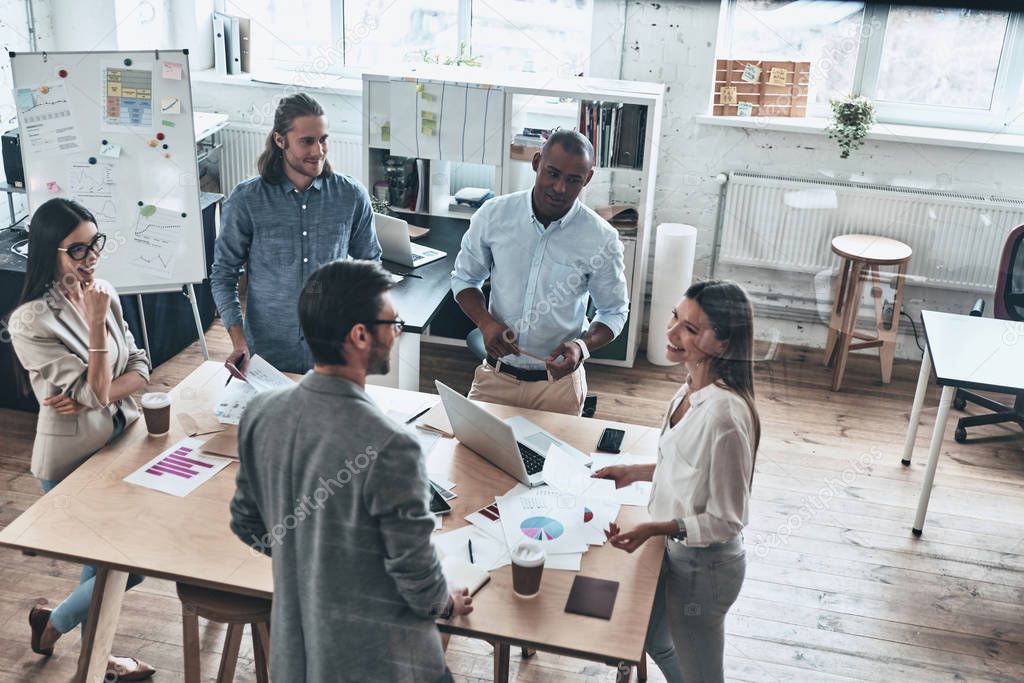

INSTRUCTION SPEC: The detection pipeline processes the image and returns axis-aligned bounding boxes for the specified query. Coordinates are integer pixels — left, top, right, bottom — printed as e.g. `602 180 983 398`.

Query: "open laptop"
375 213 447 268
435 381 590 487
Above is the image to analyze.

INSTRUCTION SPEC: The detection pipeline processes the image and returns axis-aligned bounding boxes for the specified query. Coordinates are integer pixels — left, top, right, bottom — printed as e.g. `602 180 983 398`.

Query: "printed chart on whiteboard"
67 159 119 229
13 82 81 156
130 207 184 278
103 64 154 130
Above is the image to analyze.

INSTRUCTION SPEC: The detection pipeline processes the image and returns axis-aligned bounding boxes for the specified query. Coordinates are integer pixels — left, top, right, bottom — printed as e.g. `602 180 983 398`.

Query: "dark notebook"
564 576 619 620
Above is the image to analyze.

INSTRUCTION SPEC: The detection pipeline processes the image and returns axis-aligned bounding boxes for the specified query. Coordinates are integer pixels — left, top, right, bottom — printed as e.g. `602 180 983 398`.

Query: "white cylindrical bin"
646 223 698 366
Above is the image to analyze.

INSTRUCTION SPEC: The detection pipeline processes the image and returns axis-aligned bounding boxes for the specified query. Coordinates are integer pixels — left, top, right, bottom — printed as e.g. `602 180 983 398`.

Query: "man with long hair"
211 93 381 374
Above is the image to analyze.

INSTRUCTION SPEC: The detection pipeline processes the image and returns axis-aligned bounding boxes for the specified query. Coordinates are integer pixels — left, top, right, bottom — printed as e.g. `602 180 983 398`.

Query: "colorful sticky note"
380 124 390 143
100 143 122 158
140 205 156 217
421 111 437 122
768 67 787 86
736 102 754 117
720 86 738 106
415 84 424 93
421 122 436 136
421 91 436 102
46 181 61 193
741 64 761 83
14 88 33 109
161 62 183 80
160 96 181 114
161 119 176 127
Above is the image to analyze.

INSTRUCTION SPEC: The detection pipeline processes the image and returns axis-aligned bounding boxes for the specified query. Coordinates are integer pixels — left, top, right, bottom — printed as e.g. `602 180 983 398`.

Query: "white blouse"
648 382 756 547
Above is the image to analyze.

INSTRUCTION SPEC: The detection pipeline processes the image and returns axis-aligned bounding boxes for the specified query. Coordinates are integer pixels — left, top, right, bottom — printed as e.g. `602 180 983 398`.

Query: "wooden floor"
1 324 1023 682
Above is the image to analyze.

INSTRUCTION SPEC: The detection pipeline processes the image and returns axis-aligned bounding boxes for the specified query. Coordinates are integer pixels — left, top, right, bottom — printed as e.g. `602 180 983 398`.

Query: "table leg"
521 646 535 658
912 385 955 536
901 351 932 466
493 640 510 682
74 566 129 683
638 651 648 680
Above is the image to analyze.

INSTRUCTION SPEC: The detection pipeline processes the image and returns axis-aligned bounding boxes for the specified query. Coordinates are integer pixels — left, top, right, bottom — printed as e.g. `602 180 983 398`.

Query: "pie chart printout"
520 516 565 541
583 507 594 523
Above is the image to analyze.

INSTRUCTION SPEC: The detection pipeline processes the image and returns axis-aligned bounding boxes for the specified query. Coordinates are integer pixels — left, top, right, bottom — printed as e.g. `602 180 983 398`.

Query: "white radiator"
717 172 1024 291
219 125 362 197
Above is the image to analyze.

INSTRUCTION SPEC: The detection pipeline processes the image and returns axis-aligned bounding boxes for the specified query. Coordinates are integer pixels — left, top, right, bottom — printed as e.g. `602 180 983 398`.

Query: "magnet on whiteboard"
39 85 49 94
124 58 132 66
148 139 158 147
156 132 165 140
58 69 68 78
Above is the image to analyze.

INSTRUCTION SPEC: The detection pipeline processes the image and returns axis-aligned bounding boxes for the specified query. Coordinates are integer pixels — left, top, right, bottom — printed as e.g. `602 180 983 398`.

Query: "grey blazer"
230 372 453 683
9 280 150 482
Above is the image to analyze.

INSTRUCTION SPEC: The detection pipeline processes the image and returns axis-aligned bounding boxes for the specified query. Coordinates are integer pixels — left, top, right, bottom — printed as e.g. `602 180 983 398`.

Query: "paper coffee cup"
140 392 171 436
511 540 545 598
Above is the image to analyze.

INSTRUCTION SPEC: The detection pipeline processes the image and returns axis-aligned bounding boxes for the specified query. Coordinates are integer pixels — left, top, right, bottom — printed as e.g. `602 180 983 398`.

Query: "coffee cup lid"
141 392 171 409
511 540 545 566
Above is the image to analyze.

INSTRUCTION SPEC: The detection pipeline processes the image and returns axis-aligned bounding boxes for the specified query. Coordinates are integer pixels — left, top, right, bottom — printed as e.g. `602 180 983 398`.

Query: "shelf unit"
362 65 664 368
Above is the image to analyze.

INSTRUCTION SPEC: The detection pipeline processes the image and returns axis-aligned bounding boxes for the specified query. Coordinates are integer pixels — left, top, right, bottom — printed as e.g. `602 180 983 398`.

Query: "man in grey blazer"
229 259 472 683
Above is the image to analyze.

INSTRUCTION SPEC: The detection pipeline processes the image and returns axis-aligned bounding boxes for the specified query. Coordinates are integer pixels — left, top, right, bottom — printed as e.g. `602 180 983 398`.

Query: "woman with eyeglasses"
594 280 760 683
8 198 156 680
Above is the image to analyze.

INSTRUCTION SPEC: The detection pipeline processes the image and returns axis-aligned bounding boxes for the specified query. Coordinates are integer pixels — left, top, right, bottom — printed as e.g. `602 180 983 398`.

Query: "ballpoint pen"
396 271 423 279
468 538 474 564
225 354 246 386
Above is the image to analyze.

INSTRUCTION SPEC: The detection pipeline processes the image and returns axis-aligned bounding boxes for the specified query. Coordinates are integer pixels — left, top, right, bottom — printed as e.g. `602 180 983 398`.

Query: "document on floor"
213 354 294 424
124 438 231 497
589 453 656 506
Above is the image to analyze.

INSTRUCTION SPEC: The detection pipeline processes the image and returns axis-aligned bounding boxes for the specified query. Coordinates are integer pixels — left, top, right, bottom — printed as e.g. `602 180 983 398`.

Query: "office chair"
465 328 598 418
952 224 1024 442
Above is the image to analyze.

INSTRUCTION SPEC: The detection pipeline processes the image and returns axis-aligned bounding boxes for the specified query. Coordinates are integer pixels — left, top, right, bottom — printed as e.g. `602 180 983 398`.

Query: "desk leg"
912 385 954 536
493 641 510 682
901 351 933 466
638 651 648 680
6 192 15 226
74 566 129 683
367 331 421 392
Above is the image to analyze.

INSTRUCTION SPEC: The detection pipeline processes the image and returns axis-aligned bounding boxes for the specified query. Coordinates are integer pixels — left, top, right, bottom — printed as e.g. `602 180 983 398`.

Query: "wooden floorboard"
0 323 1022 681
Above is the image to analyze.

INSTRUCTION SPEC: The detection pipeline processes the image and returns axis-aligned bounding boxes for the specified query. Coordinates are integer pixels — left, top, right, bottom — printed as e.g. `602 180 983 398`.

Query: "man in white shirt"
450 129 629 415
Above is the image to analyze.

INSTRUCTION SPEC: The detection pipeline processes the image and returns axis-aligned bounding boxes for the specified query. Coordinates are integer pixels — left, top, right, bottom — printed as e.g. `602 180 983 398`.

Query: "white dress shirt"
450 190 630 370
648 382 756 547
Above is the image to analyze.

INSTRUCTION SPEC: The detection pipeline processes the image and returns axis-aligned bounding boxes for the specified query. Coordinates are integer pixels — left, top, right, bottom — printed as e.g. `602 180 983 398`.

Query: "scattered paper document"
440 556 490 595
124 438 231 497
543 445 617 501
213 354 295 424
433 524 509 571
590 453 656 506
497 486 587 556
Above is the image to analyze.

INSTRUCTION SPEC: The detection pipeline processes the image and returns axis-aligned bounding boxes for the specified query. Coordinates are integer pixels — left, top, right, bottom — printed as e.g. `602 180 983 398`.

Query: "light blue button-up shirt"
211 173 382 373
451 190 629 370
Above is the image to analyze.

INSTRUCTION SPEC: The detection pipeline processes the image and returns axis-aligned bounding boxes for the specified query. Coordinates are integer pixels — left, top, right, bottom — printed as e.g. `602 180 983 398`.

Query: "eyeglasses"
366 318 405 334
57 233 107 261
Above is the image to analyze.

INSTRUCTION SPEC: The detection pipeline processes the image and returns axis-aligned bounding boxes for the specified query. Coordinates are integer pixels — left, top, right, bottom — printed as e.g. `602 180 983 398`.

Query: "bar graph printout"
124 437 231 497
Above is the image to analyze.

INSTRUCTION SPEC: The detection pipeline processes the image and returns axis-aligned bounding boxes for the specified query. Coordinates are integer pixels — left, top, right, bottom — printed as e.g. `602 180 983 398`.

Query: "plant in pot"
826 95 875 159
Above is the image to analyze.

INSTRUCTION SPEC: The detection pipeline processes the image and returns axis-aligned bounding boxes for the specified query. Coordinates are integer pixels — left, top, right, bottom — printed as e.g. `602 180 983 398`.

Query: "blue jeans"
38 410 144 634
645 535 747 683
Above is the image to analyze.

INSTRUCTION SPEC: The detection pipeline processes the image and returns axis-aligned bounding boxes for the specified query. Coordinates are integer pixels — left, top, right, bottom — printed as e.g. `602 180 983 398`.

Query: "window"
240 0 595 76
718 2 1024 132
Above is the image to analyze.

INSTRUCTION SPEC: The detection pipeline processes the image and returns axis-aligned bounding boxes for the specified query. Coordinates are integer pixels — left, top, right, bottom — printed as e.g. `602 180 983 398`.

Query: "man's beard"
367 338 391 376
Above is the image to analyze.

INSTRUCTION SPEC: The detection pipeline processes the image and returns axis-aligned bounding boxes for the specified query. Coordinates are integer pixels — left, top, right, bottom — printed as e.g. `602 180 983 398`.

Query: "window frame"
722 1 1024 134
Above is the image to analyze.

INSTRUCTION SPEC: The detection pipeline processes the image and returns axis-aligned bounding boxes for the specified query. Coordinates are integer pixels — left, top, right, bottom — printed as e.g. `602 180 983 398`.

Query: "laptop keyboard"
519 443 545 475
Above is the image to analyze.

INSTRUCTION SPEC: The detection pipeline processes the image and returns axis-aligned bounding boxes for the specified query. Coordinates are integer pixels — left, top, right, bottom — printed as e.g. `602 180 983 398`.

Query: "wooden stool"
176 582 272 683
824 234 912 391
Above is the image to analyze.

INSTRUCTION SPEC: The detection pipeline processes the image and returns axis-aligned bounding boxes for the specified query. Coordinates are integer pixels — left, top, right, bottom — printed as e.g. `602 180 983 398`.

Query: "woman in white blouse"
595 280 760 683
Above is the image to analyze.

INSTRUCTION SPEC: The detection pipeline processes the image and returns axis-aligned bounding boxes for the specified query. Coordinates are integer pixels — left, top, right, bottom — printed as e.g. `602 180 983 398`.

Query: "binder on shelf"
238 16 252 73
224 14 241 75
212 14 226 76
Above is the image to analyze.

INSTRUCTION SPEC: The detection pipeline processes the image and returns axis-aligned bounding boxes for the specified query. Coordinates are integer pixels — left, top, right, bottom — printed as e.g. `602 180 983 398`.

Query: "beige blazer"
10 280 150 482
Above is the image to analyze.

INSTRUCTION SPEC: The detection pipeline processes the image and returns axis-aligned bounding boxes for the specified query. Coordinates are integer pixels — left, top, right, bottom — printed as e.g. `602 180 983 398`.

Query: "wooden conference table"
0 361 662 682
901 310 1024 535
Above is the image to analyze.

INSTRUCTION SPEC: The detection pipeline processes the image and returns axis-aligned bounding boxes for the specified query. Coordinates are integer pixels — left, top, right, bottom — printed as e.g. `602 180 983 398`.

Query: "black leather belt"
485 356 549 382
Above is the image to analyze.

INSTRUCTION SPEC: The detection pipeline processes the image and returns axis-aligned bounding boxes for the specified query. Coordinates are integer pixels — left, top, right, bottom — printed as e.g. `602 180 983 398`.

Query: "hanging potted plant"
826 95 875 159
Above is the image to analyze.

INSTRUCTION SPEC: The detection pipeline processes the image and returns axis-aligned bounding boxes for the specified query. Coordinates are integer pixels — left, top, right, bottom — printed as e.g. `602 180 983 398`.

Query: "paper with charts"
497 486 588 556
68 159 119 230
14 82 81 156
124 437 231 497
103 63 153 130
588 453 655 506
129 207 183 278
213 355 294 424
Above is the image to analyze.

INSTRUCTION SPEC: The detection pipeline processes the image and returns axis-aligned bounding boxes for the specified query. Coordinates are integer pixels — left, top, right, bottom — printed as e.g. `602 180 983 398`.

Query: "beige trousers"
467 361 587 416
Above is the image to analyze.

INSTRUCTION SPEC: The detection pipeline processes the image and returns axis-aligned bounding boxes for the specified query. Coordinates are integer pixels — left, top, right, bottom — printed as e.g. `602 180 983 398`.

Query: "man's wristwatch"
572 338 591 364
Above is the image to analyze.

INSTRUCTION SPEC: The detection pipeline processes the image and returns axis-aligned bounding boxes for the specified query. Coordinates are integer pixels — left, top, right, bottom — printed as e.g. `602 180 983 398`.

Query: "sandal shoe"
28 605 53 656
107 655 156 681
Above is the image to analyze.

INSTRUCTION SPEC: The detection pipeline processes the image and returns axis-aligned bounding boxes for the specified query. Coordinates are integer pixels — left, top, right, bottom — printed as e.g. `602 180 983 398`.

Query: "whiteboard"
10 50 204 294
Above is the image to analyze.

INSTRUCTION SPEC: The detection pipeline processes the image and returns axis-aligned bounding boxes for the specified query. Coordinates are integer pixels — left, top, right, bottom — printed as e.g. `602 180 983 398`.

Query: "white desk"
901 310 1024 535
